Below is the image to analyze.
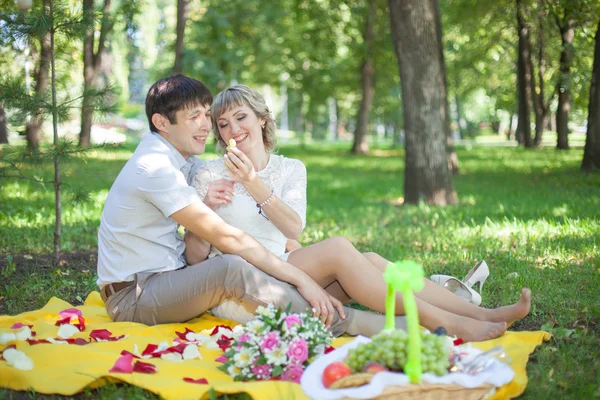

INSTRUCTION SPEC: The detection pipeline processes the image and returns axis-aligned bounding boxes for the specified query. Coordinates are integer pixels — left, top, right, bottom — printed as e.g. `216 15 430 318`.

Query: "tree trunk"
25 0 51 149
582 20 600 172
556 16 574 150
80 0 112 147
173 0 188 74
433 0 459 177
507 110 514 140
516 0 533 148
388 0 457 206
352 0 376 155
0 103 7 144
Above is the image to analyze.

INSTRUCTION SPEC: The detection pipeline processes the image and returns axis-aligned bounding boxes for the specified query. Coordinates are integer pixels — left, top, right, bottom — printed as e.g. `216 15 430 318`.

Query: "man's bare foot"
449 317 507 342
488 288 532 324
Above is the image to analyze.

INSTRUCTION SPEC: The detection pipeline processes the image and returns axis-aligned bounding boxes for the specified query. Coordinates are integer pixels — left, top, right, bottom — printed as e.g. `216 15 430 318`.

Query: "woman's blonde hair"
211 85 277 152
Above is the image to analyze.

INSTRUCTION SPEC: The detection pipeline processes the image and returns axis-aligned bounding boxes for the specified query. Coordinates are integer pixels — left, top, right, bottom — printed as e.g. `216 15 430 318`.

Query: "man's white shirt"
97 132 203 287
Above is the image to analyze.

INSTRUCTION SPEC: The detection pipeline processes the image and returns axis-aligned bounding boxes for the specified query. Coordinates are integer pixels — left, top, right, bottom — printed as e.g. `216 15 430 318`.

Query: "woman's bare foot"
487 288 532 324
449 317 507 342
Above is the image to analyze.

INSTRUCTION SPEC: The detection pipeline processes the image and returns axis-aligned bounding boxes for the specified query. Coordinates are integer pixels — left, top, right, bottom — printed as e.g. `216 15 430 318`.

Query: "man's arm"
172 201 306 286
170 201 346 326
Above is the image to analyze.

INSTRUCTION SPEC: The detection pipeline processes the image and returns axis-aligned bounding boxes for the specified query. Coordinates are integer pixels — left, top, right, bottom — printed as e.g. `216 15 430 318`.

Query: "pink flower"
260 332 280 351
251 363 273 380
281 364 304 383
287 339 309 364
284 315 302 329
238 334 251 343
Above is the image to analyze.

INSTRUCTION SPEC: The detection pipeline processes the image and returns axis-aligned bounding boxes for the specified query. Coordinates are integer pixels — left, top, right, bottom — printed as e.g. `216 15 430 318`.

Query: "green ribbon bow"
382 260 425 383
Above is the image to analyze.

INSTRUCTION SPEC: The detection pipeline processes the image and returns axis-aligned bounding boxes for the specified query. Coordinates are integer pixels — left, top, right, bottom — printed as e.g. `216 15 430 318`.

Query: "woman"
188 85 531 342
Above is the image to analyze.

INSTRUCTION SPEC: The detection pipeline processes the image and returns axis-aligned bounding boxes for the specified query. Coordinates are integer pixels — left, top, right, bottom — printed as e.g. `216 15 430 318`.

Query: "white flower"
0 333 16 344
246 320 265 336
182 344 202 360
264 345 288 366
255 305 275 319
233 347 255 368
227 364 242 378
160 352 183 362
3 348 34 371
232 325 245 339
57 324 79 339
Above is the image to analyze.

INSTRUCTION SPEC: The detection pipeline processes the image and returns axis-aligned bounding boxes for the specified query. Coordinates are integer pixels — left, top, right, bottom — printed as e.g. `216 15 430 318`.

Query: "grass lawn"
1 140 599 399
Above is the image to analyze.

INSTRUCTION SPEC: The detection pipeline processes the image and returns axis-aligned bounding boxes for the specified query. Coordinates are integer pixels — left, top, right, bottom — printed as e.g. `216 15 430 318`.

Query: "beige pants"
101 254 354 337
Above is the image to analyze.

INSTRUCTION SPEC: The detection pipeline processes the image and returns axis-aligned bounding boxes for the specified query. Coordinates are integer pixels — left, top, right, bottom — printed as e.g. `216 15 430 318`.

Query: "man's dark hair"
145 74 213 133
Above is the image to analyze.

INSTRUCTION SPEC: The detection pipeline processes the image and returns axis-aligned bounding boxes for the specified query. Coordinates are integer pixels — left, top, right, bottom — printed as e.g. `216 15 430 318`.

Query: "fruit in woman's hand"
322 362 352 388
363 362 387 374
226 138 237 152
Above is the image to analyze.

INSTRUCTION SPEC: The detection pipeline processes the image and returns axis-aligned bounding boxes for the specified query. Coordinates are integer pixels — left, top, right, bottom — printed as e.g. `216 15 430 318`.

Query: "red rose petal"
11 323 33 329
324 345 335 354
215 355 228 363
141 343 159 357
55 316 86 331
120 350 141 359
109 353 134 373
90 329 125 342
453 338 464 346
90 329 112 341
175 327 195 341
210 325 232 336
183 377 209 384
217 336 232 351
58 308 82 319
66 338 90 345
133 360 158 374
26 339 50 345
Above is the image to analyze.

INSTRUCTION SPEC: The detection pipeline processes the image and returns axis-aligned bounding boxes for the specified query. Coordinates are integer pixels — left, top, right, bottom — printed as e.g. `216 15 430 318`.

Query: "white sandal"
430 260 489 305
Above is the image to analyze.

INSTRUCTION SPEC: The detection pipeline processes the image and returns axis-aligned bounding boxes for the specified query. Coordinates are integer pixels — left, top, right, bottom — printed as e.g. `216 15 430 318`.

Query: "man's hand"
286 239 302 252
296 276 346 328
203 179 234 210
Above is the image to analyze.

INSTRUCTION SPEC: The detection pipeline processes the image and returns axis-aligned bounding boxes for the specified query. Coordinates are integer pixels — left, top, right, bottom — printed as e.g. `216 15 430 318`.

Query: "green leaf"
272 365 283 377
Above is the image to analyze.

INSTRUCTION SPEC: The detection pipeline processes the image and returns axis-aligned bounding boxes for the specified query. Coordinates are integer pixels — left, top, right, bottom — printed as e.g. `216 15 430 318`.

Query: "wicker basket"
342 383 495 400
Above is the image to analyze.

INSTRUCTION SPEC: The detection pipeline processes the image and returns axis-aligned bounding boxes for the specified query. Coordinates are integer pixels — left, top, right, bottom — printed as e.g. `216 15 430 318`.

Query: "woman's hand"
203 179 234 210
296 276 346 328
224 147 257 185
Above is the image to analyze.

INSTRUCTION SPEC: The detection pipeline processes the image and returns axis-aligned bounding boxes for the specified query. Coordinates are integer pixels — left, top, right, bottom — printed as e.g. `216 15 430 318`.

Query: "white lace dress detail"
193 154 307 259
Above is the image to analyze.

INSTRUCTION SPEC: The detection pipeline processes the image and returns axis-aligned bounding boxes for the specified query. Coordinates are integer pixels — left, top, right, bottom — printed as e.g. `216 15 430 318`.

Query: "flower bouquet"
218 303 333 383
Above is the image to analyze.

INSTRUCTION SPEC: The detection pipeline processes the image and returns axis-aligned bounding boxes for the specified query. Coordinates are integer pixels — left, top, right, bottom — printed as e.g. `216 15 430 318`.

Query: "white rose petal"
47 338 68 344
57 324 80 339
160 352 183 362
11 353 34 370
2 348 19 363
14 327 33 341
0 333 17 344
156 341 171 352
2 348 34 371
182 344 202 360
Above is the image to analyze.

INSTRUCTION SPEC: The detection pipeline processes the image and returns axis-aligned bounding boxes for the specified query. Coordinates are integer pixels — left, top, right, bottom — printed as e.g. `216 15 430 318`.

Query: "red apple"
322 361 352 388
363 362 387 374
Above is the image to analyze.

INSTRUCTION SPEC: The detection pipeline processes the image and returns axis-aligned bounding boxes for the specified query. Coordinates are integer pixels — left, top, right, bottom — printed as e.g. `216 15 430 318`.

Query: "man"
97 74 353 336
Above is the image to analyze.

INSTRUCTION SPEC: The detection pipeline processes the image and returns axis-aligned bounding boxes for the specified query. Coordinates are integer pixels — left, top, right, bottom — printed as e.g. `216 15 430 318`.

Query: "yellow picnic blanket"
0 292 550 400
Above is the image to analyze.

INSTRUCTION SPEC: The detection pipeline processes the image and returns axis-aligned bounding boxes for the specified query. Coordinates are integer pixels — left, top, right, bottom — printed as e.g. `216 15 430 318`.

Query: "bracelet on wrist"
256 190 275 220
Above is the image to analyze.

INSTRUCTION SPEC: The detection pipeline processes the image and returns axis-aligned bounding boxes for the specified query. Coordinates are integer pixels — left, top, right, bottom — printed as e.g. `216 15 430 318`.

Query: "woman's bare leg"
324 281 352 304
287 237 507 342
362 252 531 324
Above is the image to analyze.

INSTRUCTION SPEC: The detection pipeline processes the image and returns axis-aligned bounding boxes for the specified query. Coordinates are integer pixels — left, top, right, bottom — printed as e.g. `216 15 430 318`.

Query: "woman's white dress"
192 154 307 321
